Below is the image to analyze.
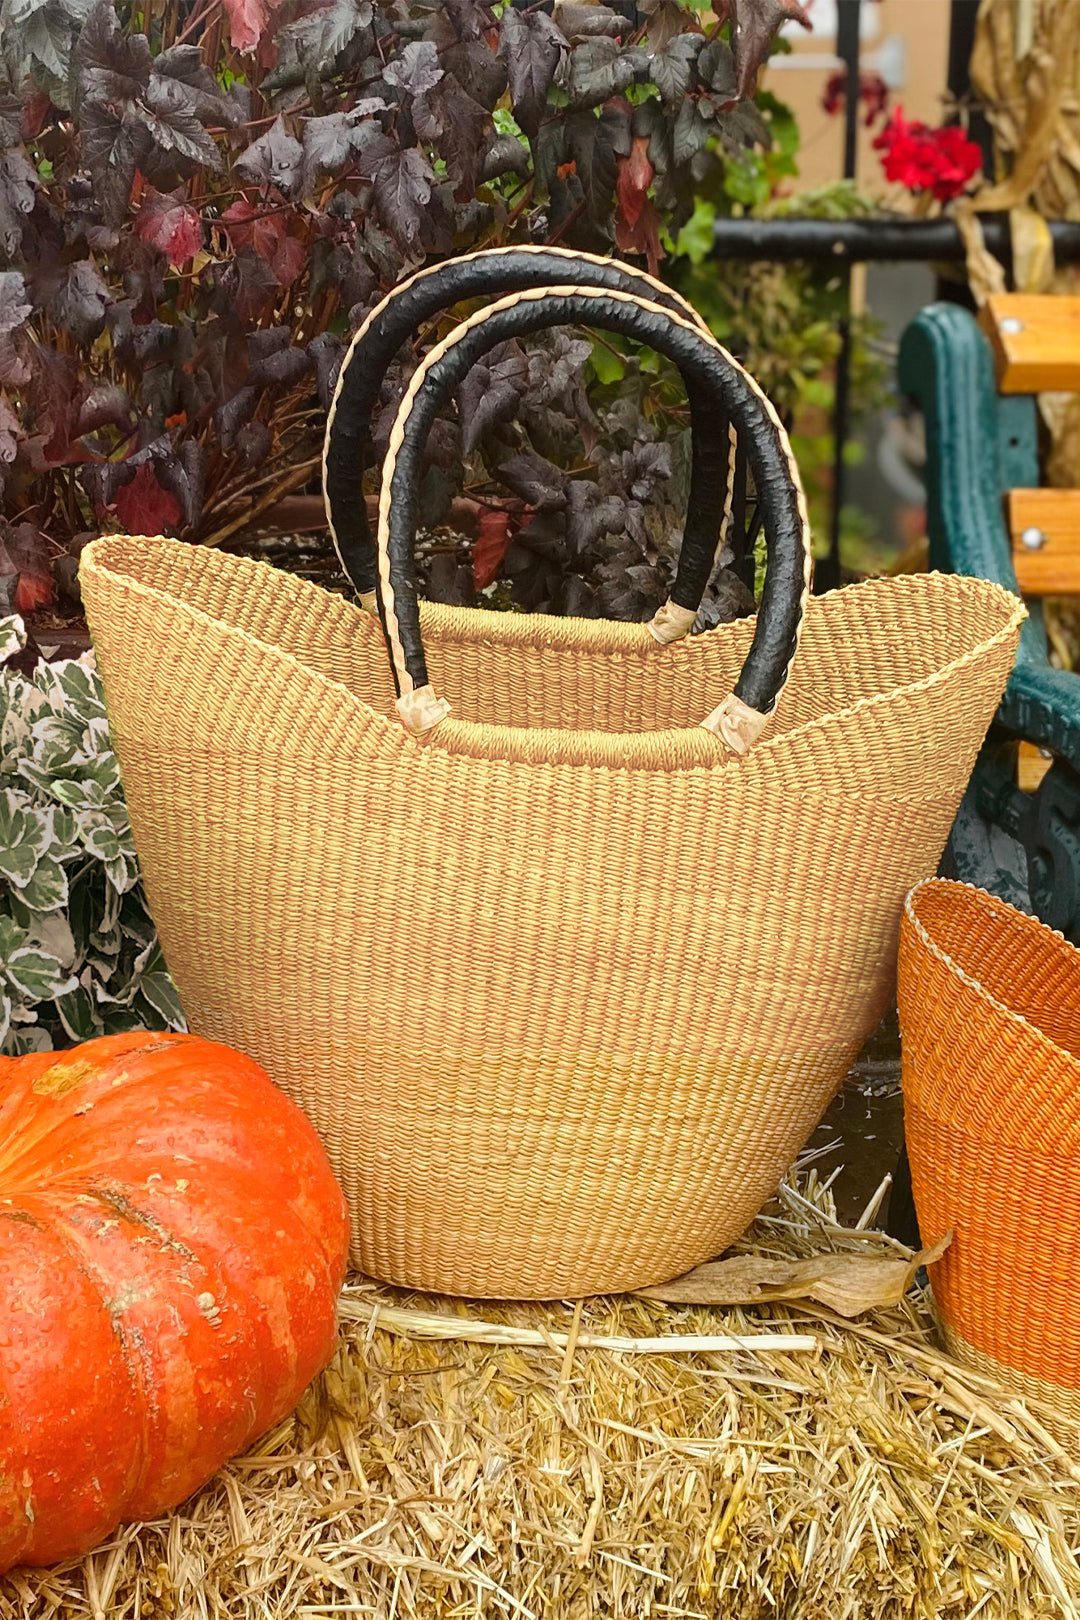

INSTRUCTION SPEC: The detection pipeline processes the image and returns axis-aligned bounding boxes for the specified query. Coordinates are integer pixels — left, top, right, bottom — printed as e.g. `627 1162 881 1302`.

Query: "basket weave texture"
900 879 1080 1420
81 537 1022 1297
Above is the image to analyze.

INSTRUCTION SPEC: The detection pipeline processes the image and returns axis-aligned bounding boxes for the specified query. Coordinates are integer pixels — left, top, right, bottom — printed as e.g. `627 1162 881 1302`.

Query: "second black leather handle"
376 287 811 754
322 245 733 616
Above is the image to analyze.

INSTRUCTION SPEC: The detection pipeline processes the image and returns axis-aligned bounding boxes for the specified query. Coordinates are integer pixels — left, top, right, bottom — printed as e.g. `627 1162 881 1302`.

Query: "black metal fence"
724 0 1080 593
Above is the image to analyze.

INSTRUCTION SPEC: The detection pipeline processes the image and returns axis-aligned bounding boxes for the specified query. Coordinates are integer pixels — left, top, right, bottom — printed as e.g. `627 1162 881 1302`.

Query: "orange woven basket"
899 878 1080 1424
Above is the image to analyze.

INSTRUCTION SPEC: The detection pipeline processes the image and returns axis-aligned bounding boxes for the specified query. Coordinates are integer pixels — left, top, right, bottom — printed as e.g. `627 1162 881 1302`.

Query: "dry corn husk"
638 1232 951 1315
5 1168 1080 1620
967 0 1080 668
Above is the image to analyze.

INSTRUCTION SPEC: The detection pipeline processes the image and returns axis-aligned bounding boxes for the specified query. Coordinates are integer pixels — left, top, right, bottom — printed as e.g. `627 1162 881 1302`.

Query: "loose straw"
340 1297 818 1355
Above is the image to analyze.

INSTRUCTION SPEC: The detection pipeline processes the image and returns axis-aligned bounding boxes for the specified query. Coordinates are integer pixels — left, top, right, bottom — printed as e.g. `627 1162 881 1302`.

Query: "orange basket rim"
905 877 1080 1079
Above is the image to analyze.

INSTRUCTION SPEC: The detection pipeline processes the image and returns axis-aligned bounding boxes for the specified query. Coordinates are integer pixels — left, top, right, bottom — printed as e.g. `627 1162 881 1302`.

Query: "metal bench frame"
898 302 1080 947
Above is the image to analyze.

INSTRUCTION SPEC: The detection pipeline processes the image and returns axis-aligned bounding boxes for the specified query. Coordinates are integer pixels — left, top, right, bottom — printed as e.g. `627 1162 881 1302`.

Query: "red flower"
822 70 889 127
873 107 982 202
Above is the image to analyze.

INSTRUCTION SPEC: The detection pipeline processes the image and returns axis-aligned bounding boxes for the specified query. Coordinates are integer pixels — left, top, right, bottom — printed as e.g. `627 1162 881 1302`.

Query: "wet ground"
809 1007 906 1228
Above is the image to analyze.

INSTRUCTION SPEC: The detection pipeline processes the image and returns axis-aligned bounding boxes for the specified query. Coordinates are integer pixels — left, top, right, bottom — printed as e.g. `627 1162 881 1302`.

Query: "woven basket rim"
82 536 1025 776
904 877 1080 1077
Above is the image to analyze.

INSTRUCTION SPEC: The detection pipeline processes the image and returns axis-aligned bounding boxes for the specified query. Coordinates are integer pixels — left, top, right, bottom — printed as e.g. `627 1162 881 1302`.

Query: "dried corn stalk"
967 0 1080 666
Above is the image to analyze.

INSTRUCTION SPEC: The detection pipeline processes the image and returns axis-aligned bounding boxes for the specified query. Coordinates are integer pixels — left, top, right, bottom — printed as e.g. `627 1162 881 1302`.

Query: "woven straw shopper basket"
899 879 1080 1431
81 250 1025 1298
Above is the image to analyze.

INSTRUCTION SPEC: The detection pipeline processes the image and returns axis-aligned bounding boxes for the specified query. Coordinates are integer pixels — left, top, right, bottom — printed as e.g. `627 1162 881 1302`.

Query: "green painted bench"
898 300 1080 948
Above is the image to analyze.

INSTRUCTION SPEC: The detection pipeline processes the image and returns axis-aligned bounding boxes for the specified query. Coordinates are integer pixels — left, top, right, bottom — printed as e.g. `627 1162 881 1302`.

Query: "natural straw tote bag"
899 879 1080 1428
81 266 1026 1299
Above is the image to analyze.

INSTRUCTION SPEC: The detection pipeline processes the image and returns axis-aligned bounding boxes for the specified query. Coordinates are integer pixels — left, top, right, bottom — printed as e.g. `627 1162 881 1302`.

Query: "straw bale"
4 1169 1079 1620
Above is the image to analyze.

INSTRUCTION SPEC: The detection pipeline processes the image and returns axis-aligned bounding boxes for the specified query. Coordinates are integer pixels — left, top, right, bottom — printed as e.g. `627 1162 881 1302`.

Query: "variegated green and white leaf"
47 777 108 811
54 983 102 1042
7 1026 53 1055
31 714 85 752
120 887 156 946
20 855 69 913
4 946 79 1000
0 707 23 767
104 852 136 895
25 910 76 969
138 971 186 1028
82 754 121 794
0 835 41 889
82 821 122 864
1 634 183 1043
49 805 80 856
0 617 26 663
36 660 104 722
0 914 25 962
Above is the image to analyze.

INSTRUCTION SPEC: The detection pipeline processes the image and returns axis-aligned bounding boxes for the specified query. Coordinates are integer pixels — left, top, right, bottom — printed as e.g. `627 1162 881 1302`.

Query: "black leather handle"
323 246 732 613
376 287 811 746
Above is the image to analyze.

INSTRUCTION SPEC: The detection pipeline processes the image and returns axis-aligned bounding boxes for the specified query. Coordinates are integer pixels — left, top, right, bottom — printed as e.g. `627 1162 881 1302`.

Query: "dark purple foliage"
0 0 792 619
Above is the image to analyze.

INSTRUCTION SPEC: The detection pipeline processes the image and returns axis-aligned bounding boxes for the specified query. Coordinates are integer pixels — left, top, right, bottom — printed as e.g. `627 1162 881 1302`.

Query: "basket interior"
912 883 1080 1061
98 539 1022 743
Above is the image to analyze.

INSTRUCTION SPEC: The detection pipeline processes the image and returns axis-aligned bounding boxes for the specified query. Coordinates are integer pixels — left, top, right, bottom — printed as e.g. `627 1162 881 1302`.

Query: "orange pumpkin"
0 1032 350 1571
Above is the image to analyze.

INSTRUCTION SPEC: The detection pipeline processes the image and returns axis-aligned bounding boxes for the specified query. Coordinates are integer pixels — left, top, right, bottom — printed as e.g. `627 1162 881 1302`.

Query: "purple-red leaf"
564 106 621 225
235 420 272 468
28 347 85 464
371 145 435 248
414 74 490 201
137 74 221 173
155 45 242 127
650 31 701 103
308 332 343 406
441 0 493 43
49 260 111 344
155 438 206 528
217 249 280 321
301 100 386 188
564 38 647 110
77 384 135 438
384 41 443 99
498 450 568 509
236 114 304 196
725 0 811 98
459 366 521 454
5 524 54 615
0 394 19 468
498 7 567 137
0 273 32 339
134 188 204 265
214 386 258 450
442 35 508 110
480 132 531 183
112 462 182 535
246 343 312 387
636 0 687 51
276 0 373 66
80 458 137 514
247 326 290 364
220 199 305 287
74 0 152 108
79 101 140 225
224 0 272 54
554 3 623 39
0 149 38 258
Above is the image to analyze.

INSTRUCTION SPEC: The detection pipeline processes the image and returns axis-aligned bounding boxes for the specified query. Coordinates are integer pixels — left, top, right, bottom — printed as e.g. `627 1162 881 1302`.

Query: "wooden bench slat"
980 294 1080 394
1006 488 1080 594
1017 740 1054 792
